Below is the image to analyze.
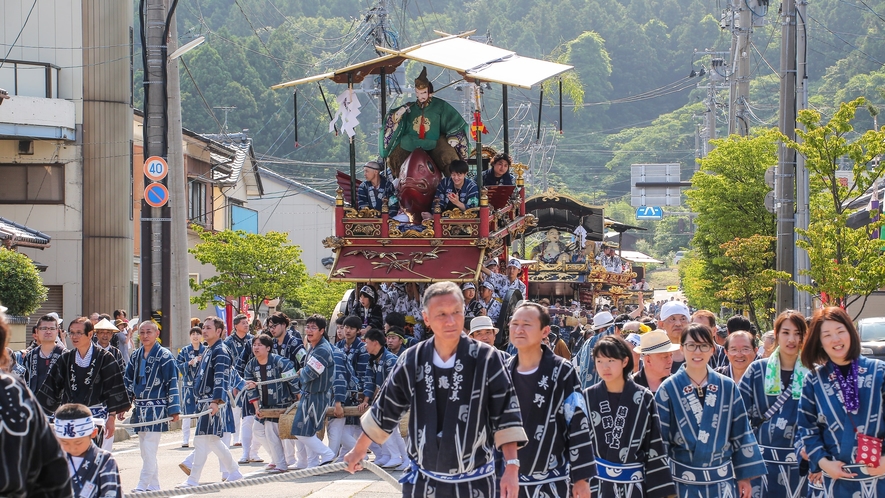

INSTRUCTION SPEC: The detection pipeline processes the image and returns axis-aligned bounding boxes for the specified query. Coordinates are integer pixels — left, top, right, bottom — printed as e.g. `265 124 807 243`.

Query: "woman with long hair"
584 335 676 498
797 307 885 497
655 323 766 498
738 310 810 498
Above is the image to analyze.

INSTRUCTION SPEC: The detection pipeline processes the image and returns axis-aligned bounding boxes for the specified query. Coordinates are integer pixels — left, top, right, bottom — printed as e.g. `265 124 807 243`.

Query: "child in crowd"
54 403 122 498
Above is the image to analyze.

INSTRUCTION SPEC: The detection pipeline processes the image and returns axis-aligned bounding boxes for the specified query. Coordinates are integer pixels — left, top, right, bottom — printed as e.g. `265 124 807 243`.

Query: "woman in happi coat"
796 307 885 497
245 334 299 472
584 335 676 498
176 327 204 448
655 323 767 498
738 310 811 498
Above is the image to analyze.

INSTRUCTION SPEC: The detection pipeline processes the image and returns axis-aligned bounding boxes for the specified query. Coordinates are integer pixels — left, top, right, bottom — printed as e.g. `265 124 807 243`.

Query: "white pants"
102 431 115 452
327 417 356 460
240 415 259 459
231 406 243 445
184 435 242 486
384 430 407 461
253 420 286 469
137 432 162 490
181 417 192 445
290 439 304 468
296 435 335 466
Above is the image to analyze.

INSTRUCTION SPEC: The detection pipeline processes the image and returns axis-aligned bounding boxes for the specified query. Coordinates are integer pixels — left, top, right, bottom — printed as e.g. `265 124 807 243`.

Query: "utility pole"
141 0 172 343
727 0 752 136
794 0 812 315
776 0 798 311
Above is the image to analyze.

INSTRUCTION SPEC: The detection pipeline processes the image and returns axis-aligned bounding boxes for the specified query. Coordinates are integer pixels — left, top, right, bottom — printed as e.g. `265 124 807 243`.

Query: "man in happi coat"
123 320 181 492
290 314 336 465
177 327 205 448
267 312 305 466
345 281 528 498
507 303 596 498
655 355 766 497
23 314 67 395
224 314 256 458
327 337 358 461
54 403 121 498
380 67 469 177
364 328 407 469
93 318 125 371
0 338 73 497
37 317 131 446
178 316 243 488
245 334 299 472
339 315 374 440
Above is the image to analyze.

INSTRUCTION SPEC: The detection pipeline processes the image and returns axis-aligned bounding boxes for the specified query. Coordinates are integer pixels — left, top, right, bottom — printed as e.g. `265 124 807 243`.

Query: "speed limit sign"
144 156 168 182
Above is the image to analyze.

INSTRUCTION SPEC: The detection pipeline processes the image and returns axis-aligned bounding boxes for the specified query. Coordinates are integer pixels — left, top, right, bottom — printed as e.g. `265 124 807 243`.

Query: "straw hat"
93 318 118 331
634 329 682 354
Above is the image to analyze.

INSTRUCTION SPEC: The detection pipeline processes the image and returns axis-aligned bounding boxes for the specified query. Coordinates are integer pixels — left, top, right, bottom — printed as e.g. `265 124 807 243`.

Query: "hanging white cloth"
329 89 362 138
573 225 587 249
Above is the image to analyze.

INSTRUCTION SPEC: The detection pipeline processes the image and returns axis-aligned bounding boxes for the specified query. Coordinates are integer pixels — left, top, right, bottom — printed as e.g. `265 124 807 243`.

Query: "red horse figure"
397 148 442 223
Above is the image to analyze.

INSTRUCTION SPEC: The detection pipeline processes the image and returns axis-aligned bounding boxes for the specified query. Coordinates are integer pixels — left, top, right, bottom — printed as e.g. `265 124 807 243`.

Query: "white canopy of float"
271 30 573 90
618 250 663 265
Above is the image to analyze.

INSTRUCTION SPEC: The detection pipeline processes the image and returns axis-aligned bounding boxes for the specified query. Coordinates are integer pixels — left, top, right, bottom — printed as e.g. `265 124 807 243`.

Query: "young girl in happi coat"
584 335 676 498
655 323 767 498
797 307 885 498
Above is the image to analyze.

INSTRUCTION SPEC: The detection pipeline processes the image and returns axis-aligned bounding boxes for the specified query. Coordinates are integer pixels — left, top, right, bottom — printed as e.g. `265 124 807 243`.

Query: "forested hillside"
137 0 885 202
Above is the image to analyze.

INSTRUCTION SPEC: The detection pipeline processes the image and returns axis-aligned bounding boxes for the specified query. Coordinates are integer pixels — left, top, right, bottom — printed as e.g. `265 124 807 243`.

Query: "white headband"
54 416 95 439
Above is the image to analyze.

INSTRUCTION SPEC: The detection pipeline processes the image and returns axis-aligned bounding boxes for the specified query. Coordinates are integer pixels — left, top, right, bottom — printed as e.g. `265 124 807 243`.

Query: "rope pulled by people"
117 409 211 429
123 460 402 498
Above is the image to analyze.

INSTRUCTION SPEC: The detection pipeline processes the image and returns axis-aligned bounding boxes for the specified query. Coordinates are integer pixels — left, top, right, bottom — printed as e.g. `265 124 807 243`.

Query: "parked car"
858 317 885 362
672 251 686 265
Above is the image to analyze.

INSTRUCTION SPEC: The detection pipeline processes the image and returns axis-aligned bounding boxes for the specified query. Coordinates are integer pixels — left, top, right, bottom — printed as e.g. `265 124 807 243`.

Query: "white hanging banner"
329 89 362 138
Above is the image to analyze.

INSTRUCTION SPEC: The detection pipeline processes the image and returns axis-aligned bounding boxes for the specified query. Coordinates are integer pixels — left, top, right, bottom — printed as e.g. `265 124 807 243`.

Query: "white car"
672 251 685 265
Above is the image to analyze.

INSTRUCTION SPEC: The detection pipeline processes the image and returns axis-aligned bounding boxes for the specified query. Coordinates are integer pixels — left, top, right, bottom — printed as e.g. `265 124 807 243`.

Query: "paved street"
114 429 402 497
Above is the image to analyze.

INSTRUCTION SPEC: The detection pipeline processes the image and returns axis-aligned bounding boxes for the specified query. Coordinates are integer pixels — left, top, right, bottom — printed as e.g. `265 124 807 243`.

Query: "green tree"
714 235 790 330
683 130 779 320
290 273 352 319
0 248 47 316
782 97 885 311
188 228 308 313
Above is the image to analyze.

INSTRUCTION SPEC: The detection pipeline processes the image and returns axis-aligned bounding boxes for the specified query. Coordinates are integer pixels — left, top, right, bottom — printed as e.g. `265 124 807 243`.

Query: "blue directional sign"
636 206 663 220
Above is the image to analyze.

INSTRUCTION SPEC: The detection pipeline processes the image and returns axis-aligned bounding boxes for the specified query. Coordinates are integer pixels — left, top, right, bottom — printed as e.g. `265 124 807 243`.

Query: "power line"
0 0 38 70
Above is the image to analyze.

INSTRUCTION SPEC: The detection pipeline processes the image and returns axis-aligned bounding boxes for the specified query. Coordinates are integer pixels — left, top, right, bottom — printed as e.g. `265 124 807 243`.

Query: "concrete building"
248 167 336 276
0 0 132 330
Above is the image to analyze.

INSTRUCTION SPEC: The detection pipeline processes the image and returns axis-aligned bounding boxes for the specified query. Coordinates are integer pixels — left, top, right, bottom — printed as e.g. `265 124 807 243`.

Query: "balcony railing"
0 59 60 99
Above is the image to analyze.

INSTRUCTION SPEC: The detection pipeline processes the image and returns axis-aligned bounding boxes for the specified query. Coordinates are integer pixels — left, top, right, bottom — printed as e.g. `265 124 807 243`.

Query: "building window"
0 164 64 203
189 180 209 227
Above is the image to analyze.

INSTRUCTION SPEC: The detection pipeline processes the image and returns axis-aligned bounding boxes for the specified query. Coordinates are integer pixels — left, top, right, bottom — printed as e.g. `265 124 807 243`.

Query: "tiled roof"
257 167 336 204
0 217 51 247
201 132 251 185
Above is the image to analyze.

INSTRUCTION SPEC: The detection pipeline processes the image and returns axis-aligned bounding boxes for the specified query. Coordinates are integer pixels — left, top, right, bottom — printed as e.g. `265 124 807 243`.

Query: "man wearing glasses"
36 317 131 444
22 315 68 394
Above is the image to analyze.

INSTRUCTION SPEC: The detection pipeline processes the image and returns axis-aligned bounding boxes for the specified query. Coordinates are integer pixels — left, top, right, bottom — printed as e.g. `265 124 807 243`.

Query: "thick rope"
124 460 402 498
118 410 211 429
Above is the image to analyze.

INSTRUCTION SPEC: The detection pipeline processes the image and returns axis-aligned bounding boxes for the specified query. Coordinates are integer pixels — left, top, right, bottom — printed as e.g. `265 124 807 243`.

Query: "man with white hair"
657 301 690 373
344 282 527 498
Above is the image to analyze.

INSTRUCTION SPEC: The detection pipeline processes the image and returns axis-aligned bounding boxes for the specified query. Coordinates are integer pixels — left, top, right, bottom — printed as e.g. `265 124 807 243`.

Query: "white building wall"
248 173 335 276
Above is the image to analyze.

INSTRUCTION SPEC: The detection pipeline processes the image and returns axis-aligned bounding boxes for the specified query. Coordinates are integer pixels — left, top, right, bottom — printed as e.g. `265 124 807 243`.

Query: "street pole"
794 0 812 315
141 0 172 344
727 0 752 136
776 0 798 312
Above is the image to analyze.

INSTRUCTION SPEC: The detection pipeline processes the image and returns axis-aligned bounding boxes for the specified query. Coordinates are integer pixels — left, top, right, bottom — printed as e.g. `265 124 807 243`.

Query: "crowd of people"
1 278 885 497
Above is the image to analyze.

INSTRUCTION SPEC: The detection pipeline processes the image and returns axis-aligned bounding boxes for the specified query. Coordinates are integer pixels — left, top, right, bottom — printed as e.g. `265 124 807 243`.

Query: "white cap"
660 301 690 322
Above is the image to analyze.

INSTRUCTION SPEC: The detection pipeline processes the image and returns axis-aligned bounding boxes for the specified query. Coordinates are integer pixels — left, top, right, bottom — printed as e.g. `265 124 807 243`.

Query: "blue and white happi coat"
123 344 181 433
176 344 205 415
193 340 235 437
273 332 304 369
67 443 121 498
244 353 298 420
336 337 373 425
655 366 767 498
797 356 885 498
291 339 335 436
330 345 357 411
738 356 809 498
584 379 676 498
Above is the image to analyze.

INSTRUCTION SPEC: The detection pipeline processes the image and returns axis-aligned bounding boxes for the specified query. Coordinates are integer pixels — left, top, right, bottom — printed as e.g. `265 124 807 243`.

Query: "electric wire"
0 0 38 70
